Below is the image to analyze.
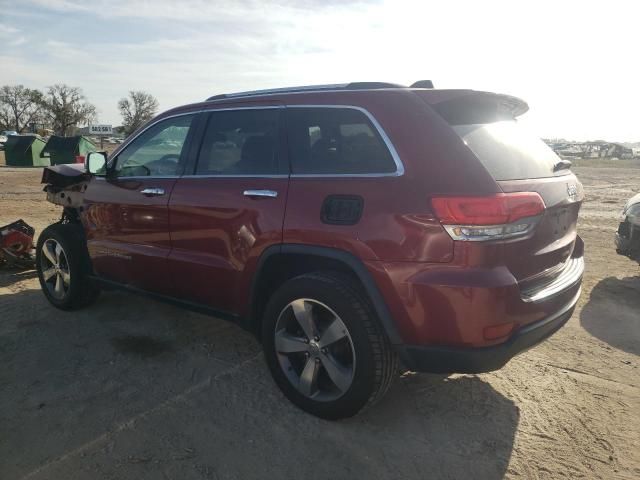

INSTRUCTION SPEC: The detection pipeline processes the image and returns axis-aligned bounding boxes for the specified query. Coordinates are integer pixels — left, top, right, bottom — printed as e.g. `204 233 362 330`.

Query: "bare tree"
0 85 45 132
118 91 159 135
42 84 96 136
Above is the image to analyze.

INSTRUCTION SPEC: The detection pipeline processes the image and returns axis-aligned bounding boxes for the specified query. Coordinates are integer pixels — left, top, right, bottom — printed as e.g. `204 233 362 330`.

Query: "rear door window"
453 121 564 180
196 108 280 175
286 107 396 175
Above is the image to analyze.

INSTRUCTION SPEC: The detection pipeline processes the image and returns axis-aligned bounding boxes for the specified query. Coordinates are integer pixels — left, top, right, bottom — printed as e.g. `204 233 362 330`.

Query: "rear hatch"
418 90 584 283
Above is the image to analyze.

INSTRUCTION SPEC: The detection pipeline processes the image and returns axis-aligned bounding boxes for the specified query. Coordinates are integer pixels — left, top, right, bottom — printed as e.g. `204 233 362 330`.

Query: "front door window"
115 114 194 177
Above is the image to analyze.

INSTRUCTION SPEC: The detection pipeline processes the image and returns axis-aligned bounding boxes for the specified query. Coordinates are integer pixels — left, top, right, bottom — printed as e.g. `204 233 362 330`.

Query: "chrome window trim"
181 174 289 179
112 104 404 180
285 104 404 178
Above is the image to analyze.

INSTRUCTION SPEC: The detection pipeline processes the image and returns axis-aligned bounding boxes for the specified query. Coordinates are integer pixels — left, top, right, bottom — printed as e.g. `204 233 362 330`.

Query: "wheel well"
249 253 362 338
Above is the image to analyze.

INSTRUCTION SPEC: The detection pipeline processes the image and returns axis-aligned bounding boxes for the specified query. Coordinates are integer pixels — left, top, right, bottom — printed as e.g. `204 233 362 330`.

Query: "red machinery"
0 220 35 268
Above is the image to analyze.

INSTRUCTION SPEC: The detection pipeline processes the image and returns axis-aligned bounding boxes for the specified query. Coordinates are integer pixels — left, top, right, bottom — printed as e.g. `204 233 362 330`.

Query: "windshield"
453 121 566 181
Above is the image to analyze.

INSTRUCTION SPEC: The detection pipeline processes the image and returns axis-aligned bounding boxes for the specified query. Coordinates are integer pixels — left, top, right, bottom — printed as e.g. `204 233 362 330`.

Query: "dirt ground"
0 163 638 480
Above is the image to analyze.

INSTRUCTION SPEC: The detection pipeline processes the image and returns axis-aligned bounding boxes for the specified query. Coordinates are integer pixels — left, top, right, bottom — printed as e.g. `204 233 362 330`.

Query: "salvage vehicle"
616 193 640 264
36 82 585 419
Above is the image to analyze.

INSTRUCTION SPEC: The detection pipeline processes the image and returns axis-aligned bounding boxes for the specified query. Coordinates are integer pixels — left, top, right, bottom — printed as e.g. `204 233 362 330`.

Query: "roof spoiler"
417 90 529 123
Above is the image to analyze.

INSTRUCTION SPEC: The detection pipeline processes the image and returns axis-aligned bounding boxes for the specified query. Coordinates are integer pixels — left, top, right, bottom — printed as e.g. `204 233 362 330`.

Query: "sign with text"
89 124 113 135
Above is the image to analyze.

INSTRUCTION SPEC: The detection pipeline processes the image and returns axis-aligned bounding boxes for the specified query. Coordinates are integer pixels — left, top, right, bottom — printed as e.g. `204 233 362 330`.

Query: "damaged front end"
1 164 90 269
41 163 91 212
616 193 640 264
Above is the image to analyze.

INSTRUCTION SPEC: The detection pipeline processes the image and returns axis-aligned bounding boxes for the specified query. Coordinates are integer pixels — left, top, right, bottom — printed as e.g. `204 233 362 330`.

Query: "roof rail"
206 82 406 101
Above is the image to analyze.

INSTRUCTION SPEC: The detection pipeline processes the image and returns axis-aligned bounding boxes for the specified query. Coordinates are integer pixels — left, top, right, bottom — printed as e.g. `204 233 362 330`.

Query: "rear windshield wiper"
553 159 572 172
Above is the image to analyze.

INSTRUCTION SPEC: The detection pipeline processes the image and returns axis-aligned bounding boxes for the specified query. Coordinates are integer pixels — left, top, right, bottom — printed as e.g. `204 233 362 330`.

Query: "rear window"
286 107 396 175
453 121 564 181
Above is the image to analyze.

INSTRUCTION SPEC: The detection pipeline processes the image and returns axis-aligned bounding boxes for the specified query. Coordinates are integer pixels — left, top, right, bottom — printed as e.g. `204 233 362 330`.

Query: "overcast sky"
0 0 637 141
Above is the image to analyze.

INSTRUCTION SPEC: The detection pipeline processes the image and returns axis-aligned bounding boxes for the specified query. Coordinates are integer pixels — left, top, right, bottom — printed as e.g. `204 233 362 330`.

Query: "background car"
616 192 640 263
0 130 18 150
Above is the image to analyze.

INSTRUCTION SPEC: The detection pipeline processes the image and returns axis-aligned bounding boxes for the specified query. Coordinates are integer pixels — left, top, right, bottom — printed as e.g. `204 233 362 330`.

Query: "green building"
42 136 97 165
4 135 49 167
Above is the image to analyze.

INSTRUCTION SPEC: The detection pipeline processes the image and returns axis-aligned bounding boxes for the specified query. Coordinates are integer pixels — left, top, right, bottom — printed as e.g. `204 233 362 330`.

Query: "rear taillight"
431 192 545 241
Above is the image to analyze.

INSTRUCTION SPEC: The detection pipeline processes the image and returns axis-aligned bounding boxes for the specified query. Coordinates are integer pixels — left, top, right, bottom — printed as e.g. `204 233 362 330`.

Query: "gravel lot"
1 163 638 480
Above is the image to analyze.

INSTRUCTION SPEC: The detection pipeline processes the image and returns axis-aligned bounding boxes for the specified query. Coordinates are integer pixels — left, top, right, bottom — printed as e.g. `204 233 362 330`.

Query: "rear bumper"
398 288 580 373
370 236 584 349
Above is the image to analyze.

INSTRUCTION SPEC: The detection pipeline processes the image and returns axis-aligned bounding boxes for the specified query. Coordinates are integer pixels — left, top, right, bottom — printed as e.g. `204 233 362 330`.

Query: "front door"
167 107 289 315
82 113 196 295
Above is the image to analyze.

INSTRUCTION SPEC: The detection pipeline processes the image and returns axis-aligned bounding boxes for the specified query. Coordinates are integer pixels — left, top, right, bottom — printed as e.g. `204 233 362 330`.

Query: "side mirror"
86 151 108 176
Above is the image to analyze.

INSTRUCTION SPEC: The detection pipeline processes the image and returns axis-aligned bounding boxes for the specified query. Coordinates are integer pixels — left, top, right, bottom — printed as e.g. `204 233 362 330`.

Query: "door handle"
243 189 278 198
140 188 165 197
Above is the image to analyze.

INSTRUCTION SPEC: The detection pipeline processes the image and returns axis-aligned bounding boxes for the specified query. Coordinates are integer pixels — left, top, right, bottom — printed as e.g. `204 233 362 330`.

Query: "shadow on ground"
1 288 518 480
580 275 640 355
0 267 37 288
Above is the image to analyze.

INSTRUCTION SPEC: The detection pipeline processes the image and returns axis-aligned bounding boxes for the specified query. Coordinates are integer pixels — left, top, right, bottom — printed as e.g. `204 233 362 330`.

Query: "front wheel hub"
40 238 71 300
274 298 355 401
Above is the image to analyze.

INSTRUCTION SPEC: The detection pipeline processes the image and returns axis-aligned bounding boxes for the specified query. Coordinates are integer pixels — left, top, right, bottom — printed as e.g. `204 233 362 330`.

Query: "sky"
0 0 637 142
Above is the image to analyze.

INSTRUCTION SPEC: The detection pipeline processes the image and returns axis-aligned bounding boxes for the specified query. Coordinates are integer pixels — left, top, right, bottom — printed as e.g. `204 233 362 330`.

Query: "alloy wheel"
40 238 71 300
274 298 356 401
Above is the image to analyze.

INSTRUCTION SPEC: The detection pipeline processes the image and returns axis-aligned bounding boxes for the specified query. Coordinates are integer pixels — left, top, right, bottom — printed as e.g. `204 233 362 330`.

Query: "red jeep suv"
36 82 584 419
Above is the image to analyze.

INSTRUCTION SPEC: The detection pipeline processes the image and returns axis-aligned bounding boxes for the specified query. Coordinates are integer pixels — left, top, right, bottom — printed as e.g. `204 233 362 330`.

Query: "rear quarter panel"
281 90 500 263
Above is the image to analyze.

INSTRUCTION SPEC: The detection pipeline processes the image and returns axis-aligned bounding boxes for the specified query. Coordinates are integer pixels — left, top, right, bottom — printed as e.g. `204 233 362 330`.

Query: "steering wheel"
147 154 180 175
157 154 180 164
119 164 151 177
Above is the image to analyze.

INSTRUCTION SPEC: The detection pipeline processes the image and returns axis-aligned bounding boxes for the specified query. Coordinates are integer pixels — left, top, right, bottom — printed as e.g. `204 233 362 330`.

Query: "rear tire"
36 223 99 310
262 272 397 420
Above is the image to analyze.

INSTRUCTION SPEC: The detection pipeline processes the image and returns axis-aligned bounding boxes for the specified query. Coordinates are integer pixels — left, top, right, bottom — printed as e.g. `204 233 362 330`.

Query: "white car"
0 130 18 149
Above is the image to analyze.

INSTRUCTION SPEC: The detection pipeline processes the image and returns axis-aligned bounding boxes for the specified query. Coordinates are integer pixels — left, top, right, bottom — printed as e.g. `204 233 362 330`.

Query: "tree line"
0 84 159 137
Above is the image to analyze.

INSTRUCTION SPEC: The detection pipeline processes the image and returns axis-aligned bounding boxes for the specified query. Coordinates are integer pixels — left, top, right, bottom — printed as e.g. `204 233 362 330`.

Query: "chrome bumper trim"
521 257 584 303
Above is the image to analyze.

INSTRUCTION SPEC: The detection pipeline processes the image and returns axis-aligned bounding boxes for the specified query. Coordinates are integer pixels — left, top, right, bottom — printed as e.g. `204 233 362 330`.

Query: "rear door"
167 107 288 315
83 113 196 294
